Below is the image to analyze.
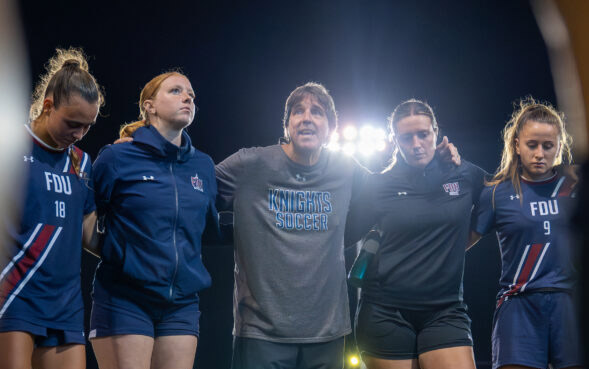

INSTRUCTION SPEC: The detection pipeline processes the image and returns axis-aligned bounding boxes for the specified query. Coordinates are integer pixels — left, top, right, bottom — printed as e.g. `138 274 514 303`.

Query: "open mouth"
298 129 316 136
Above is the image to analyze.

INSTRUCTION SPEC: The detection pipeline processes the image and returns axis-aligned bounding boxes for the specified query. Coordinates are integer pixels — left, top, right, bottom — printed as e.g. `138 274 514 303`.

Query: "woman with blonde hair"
90 71 217 369
471 98 582 369
0 47 103 369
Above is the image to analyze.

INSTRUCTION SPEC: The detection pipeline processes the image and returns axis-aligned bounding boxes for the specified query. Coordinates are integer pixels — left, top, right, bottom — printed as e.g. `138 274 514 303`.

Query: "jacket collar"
133 125 194 162
396 153 440 175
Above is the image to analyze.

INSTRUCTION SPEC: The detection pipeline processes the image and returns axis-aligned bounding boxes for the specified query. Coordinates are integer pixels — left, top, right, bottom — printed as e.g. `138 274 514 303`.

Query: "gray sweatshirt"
216 144 364 343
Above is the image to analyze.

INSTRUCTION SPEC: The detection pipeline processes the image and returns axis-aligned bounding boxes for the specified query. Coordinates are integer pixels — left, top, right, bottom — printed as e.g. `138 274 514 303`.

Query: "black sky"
20 0 555 170
18 1 557 367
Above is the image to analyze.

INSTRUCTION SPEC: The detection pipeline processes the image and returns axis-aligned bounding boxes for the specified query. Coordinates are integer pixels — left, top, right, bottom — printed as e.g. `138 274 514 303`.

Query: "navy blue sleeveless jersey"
0 127 94 331
346 158 486 308
92 125 216 305
473 172 578 306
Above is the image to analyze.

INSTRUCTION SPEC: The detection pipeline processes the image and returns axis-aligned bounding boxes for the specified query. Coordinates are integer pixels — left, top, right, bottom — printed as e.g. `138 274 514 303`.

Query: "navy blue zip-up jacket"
92 125 217 304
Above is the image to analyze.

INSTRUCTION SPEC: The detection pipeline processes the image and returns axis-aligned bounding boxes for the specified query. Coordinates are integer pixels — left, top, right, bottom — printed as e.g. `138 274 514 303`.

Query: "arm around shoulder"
345 171 378 247
215 147 255 212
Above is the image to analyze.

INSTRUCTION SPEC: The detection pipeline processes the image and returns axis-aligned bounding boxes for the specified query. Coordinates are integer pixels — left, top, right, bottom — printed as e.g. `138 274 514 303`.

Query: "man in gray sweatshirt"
216 82 362 369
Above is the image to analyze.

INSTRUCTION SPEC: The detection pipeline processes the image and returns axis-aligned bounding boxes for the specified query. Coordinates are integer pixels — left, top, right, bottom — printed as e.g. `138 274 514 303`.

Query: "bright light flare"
374 128 386 140
342 125 357 141
326 141 341 152
349 355 360 366
326 123 387 155
360 125 386 140
326 132 341 151
359 125 374 139
375 139 387 151
357 140 375 156
342 142 356 156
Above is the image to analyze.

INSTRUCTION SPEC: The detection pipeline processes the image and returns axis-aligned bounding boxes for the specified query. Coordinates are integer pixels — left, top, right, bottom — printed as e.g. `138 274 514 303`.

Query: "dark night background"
19 1 559 368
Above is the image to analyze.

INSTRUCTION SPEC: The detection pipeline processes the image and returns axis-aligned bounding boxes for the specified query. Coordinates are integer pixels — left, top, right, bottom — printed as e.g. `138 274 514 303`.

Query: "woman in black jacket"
348 99 485 369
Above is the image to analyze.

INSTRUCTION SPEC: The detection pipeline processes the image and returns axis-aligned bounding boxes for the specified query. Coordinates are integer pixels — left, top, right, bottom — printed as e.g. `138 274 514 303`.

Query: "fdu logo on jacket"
191 173 204 192
443 182 460 196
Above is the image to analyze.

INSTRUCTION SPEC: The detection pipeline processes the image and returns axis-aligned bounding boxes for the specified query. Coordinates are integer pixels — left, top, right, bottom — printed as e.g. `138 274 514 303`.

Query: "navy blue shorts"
0 317 85 347
492 290 583 369
355 299 473 360
231 336 344 369
89 278 201 339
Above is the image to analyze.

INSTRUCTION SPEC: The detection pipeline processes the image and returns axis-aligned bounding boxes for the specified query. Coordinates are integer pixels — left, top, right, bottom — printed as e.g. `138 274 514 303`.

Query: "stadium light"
342 125 357 141
327 122 388 158
342 142 356 156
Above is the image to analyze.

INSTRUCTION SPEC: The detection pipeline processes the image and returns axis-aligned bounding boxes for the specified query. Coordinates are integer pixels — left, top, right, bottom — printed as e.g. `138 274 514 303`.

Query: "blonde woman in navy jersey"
0 48 102 369
471 99 583 369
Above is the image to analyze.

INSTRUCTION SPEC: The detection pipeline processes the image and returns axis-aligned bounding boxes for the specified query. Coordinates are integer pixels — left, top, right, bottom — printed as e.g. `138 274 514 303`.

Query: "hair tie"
62 59 80 69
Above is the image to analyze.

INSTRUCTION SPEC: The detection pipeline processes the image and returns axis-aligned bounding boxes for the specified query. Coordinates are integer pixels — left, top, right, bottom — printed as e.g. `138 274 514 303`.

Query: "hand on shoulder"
436 136 461 166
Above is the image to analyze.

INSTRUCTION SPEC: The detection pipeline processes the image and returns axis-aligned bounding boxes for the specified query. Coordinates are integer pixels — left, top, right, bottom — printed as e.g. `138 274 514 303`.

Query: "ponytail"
119 120 148 139
29 47 104 122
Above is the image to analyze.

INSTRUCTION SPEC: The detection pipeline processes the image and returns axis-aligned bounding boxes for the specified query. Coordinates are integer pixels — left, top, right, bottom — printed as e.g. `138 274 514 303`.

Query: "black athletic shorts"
231 336 345 369
355 299 473 360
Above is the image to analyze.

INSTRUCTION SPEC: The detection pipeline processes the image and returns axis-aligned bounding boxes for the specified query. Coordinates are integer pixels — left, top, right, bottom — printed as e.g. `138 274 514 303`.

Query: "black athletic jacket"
346 157 486 308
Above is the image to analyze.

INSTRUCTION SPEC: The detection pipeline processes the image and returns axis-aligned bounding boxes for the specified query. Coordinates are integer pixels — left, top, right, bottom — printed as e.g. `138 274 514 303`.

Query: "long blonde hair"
119 71 186 138
488 97 572 202
31 47 104 175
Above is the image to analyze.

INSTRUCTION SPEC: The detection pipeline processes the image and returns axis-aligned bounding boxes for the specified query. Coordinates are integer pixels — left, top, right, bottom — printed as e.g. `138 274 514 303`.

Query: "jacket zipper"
168 161 179 301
